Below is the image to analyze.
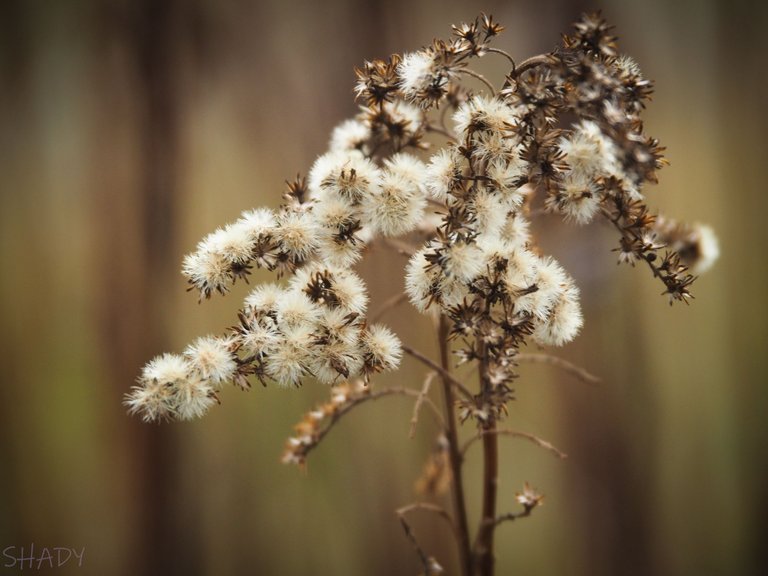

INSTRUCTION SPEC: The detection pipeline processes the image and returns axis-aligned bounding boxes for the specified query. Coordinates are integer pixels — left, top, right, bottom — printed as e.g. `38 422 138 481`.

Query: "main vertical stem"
437 316 472 576
474 347 499 576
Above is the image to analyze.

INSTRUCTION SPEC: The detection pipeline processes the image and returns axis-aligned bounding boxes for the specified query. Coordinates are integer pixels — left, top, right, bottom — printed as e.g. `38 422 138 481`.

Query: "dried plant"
125 12 718 576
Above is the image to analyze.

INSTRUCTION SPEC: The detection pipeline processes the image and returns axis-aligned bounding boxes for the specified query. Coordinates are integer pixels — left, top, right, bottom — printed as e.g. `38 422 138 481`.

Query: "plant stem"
474 345 499 576
511 54 551 77
457 68 497 95
437 315 472 576
402 344 474 401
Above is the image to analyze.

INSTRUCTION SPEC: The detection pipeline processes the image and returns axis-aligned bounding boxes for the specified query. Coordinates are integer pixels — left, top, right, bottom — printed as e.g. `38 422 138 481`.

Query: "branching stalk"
438 316 472 576
473 343 499 576
457 68 497 95
461 429 567 460
517 353 600 384
402 344 474 401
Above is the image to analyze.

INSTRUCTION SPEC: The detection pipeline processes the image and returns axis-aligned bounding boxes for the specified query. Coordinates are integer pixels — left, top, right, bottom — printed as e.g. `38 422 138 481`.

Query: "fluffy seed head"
275 290 321 328
405 248 438 313
126 353 211 422
173 376 217 421
274 208 320 261
237 208 276 241
515 257 569 320
266 325 313 387
441 241 484 283
560 120 619 179
237 320 280 358
362 324 403 373
454 95 517 136
365 158 427 237
184 335 237 386
687 224 719 275
425 148 463 201
182 249 231 298
329 118 371 152
398 51 438 99
499 212 531 249
553 173 601 224
244 283 284 313
471 189 508 237
532 284 583 346
308 150 382 204
330 270 369 314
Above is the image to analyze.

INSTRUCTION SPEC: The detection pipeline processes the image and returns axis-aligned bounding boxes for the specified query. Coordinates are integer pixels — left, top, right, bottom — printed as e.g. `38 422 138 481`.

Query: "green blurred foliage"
1 0 766 575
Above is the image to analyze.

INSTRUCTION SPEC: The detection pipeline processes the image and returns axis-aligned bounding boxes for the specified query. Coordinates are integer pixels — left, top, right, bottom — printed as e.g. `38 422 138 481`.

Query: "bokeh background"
1 0 766 574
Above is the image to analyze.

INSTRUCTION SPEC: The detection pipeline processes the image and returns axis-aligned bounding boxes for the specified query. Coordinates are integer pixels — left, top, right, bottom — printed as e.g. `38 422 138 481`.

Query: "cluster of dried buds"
281 380 372 466
125 12 718 576
126 9 716 455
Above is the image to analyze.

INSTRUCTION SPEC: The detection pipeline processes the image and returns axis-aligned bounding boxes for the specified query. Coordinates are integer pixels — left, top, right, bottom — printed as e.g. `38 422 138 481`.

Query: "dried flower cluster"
126 12 717 576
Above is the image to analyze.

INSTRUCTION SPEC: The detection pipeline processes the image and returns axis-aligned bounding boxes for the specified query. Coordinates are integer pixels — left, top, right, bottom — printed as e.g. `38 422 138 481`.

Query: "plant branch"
486 47 516 67
437 315 473 576
457 68 496 95
380 236 418 257
461 428 567 460
517 353 600 384
511 54 552 77
371 291 409 323
410 372 438 438
473 341 499 576
398 513 442 575
426 122 458 143
402 344 474 401
397 502 459 545
492 507 533 528
291 387 445 464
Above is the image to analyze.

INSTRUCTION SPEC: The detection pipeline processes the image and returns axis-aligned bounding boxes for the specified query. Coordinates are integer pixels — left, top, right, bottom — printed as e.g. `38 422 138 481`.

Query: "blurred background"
1 0 766 574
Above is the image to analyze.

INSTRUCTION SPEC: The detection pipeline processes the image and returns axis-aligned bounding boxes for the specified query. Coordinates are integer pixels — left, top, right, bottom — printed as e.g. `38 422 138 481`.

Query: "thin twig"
398 517 432 574
461 429 567 460
457 68 496 95
486 47 516 67
402 344 474 401
371 291 408 323
302 388 445 461
512 54 552 77
426 123 458 143
493 508 533 528
439 104 452 135
517 353 601 384
398 513 442 575
410 372 437 438
397 502 459 544
527 207 550 218
381 237 418 257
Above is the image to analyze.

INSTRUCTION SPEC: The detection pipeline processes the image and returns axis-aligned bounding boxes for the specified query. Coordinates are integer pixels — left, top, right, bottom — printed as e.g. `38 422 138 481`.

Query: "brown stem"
426 122 458 142
493 507 533 527
397 502 460 546
371 291 408 323
402 344 474 401
457 68 497 95
473 344 499 576
486 47 516 67
511 54 551 77
380 236 418 256
517 352 601 384
290 387 445 463
410 372 438 438
438 316 473 576
461 428 567 460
